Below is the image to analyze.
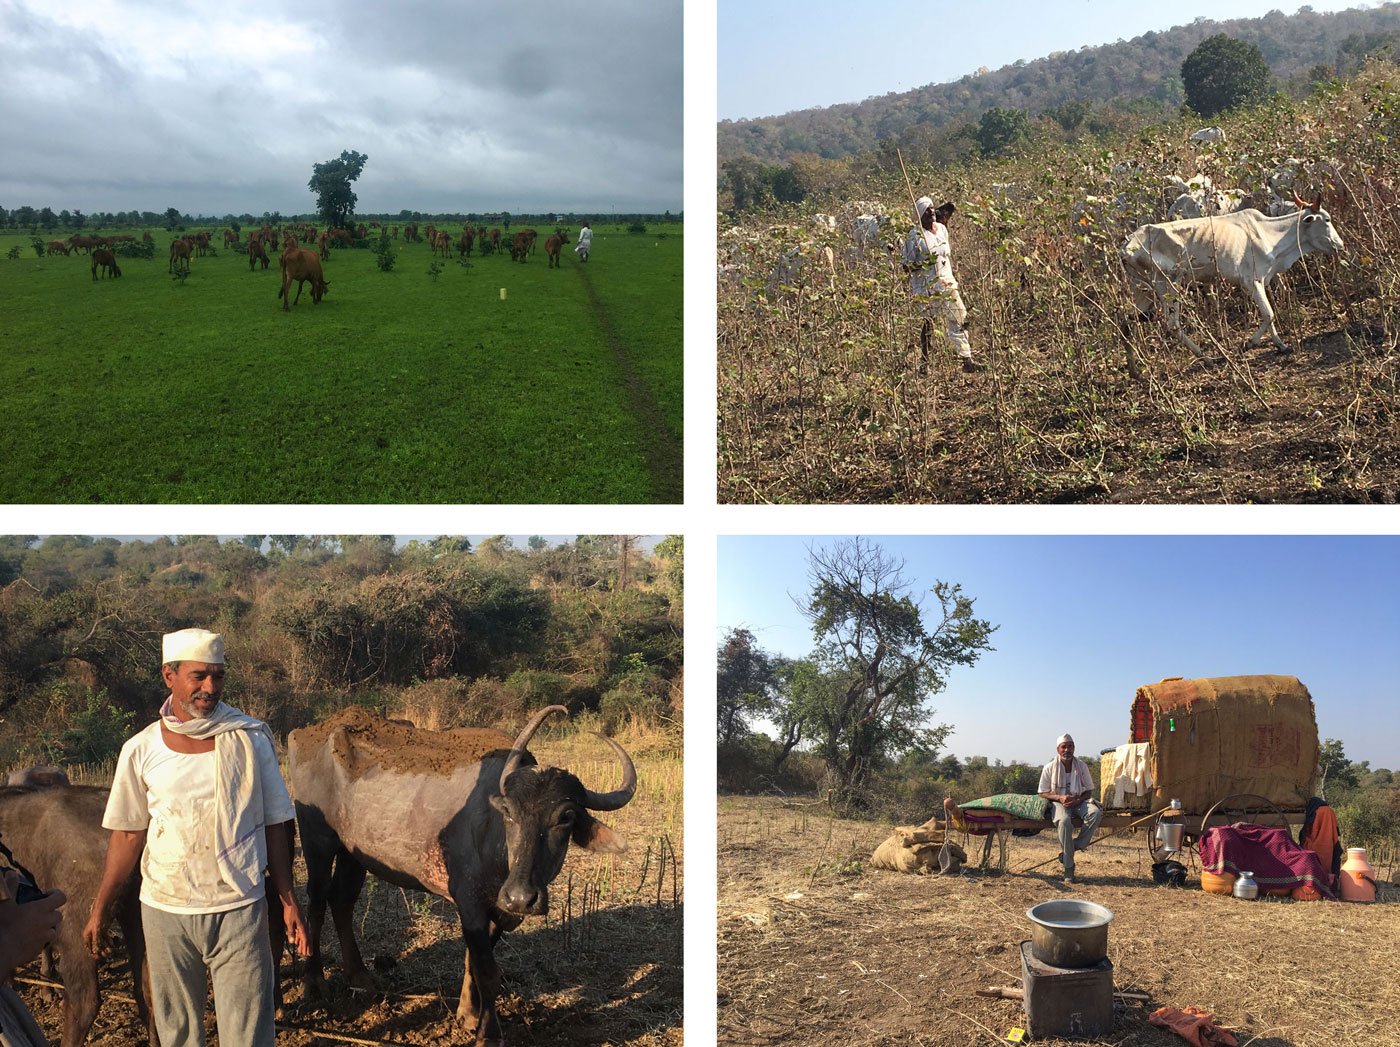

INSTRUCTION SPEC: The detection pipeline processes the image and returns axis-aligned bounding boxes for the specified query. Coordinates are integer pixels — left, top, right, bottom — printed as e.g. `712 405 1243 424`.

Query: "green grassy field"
0 224 682 503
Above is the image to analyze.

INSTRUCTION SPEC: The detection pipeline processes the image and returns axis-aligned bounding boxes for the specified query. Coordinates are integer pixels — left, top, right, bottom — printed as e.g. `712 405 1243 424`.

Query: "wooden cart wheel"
1199 792 1286 834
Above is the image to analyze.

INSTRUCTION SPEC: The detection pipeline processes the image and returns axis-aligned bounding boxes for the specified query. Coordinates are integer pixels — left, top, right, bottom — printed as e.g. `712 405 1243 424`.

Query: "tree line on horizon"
0 534 683 772
718 3 1400 212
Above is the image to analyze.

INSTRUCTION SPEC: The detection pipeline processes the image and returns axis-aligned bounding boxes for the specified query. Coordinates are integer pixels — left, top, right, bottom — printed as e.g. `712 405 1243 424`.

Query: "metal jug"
1233 870 1259 900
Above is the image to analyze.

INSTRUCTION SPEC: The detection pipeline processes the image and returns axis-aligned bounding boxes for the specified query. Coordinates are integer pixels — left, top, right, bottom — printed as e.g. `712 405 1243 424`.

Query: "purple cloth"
1199 823 1337 899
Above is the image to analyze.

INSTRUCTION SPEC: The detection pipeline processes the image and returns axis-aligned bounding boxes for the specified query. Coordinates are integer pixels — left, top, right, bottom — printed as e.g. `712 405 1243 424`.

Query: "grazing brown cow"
168 238 192 273
458 229 474 257
545 234 565 268
224 229 241 248
69 234 100 254
141 230 153 244
489 228 502 252
46 240 71 255
522 228 538 255
317 232 330 261
249 238 270 270
433 231 453 258
91 247 121 280
510 231 530 262
279 247 329 311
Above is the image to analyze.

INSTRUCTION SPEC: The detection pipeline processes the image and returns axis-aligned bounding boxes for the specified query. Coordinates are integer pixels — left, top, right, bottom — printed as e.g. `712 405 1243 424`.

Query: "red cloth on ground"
1198 823 1337 898
1148 1005 1239 1047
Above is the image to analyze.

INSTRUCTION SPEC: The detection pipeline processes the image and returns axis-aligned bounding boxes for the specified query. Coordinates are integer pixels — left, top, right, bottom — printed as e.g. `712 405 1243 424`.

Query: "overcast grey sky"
0 0 682 217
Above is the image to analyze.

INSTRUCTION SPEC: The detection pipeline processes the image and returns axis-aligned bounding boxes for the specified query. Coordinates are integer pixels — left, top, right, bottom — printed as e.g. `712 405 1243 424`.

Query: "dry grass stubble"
718 795 1398 1046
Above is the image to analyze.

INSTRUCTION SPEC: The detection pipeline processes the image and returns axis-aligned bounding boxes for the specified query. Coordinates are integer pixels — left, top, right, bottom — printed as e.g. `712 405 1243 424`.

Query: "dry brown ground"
718 794 1399 1047
13 736 683 1046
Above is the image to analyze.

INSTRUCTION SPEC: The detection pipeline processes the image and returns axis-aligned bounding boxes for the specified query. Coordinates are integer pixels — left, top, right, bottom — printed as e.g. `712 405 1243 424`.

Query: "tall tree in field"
308 150 368 231
798 537 996 809
1182 34 1272 118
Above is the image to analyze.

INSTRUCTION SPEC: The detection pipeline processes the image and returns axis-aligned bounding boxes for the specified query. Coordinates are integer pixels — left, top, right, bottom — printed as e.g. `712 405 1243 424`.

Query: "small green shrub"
116 238 156 260
6 246 20 260
30 237 45 257
426 259 443 281
373 233 397 272
627 221 647 234
38 686 135 766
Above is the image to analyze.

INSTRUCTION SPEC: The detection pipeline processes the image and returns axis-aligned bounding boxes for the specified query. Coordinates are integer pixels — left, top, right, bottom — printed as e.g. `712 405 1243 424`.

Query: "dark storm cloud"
0 0 682 216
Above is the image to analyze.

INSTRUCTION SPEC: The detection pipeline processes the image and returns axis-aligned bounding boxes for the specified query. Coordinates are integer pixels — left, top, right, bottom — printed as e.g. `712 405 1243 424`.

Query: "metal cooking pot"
1025 899 1114 968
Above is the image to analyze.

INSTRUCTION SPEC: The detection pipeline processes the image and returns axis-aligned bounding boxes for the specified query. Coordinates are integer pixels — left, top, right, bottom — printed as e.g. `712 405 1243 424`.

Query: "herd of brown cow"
51 220 579 312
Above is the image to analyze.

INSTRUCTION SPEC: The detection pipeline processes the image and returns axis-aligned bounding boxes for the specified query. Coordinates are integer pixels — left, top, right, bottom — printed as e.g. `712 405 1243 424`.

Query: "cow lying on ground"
90 248 121 280
0 785 153 1047
289 705 636 1047
1121 192 1345 364
869 819 967 875
278 247 329 310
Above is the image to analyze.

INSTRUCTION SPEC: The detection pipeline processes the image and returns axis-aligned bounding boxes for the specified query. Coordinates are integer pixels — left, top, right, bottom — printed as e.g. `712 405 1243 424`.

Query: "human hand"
1 874 66 978
282 898 311 958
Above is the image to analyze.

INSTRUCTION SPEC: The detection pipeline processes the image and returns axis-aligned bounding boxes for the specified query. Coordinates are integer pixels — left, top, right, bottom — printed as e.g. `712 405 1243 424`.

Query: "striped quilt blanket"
958 793 1051 822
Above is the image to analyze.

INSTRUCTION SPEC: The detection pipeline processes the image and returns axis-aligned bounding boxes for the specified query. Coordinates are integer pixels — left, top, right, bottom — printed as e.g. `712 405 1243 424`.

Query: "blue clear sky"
717 535 1400 769
719 1 1369 120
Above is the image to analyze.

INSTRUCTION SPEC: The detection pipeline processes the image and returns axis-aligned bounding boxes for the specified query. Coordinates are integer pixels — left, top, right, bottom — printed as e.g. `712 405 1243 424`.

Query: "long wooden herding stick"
1018 803 1177 874
895 147 921 227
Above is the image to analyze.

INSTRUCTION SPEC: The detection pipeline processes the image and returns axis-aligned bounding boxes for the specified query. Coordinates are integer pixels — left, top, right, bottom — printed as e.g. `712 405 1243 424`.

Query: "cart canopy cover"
1118 674 1320 813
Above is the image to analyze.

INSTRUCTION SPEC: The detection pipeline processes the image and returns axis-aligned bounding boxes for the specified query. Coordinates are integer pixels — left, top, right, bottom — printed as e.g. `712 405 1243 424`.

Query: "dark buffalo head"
489 705 636 916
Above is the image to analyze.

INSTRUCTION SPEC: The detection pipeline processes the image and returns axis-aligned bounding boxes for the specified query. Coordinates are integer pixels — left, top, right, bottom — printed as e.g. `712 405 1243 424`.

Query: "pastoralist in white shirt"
82 629 309 1047
1037 732 1104 884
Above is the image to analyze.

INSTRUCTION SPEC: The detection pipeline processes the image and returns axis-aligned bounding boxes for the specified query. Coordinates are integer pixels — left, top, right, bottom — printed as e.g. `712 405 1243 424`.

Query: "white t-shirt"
104 720 295 914
578 227 593 247
903 222 956 296
1039 756 1095 799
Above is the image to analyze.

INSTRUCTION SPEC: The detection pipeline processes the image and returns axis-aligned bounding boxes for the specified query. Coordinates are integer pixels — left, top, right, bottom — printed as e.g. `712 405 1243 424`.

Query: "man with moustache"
82 629 308 1047
1038 732 1103 884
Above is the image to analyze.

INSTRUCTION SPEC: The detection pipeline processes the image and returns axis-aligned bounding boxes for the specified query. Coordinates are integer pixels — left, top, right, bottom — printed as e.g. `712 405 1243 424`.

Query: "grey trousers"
142 897 275 1047
1053 799 1104 875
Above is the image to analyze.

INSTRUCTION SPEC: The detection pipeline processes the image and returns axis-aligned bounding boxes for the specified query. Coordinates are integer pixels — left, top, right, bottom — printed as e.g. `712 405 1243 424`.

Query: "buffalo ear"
573 817 627 854
489 793 509 817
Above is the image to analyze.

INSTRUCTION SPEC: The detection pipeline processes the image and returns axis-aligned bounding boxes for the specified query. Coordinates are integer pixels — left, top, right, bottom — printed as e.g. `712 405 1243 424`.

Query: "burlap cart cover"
1129 675 1319 814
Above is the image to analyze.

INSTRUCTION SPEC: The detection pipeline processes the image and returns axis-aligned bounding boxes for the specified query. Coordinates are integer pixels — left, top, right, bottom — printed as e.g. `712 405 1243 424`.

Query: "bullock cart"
939 675 1321 874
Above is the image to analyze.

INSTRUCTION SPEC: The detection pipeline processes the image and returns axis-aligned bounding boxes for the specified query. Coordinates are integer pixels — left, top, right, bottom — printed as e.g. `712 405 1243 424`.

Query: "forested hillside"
0 535 682 769
719 4 1400 182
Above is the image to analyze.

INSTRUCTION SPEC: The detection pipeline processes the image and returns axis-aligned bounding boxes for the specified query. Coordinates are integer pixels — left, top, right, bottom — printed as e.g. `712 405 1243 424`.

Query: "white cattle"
767 242 836 296
1167 186 1250 221
1121 195 1345 360
852 213 894 255
1190 126 1227 145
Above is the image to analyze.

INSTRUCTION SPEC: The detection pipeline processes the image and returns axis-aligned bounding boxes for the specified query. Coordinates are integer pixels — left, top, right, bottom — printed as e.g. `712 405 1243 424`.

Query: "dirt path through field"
576 263 683 502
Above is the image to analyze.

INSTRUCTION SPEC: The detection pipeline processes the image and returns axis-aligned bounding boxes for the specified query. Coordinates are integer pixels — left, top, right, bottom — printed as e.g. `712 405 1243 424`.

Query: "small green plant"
6 246 21 260
116 238 156 260
426 259 443 281
30 237 46 257
38 686 135 766
627 221 647 234
171 268 190 285
373 233 397 272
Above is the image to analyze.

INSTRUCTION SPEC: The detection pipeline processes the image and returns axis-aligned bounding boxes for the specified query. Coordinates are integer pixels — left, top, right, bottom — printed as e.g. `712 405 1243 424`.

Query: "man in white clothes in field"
902 196 981 375
82 629 308 1047
576 220 593 261
1038 732 1103 884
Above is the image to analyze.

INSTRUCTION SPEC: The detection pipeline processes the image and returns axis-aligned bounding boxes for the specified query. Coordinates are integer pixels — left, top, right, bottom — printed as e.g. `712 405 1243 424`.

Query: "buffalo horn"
580 733 638 812
498 704 568 793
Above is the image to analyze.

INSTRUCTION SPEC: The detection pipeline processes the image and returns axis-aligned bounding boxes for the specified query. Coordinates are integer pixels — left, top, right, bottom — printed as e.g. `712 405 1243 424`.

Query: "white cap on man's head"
915 196 934 220
1057 733 1074 746
162 628 224 665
